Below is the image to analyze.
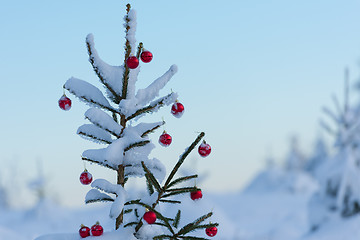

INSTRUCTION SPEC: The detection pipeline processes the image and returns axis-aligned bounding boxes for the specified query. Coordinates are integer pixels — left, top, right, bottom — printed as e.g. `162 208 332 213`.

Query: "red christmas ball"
171 102 185 118
190 190 203 200
126 56 139 69
80 170 93 185
140 50 153 63
58 94 72 111
143 211 157 224
79 225 90 238
159 131 172 147
91 222 103 236
205 226 218 237
198 141 211 157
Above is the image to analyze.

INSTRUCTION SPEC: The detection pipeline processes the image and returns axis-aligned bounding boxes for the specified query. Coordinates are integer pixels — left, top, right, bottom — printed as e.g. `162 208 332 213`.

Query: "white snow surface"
135 65 178 107
1 168 360 240
64 77 113 110
85 108 122 136
90 179 127 219
86 34 124 99
77 124 113 144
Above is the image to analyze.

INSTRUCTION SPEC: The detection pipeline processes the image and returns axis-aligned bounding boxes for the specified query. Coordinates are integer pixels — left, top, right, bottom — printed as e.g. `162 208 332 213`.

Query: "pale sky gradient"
1 0 360 207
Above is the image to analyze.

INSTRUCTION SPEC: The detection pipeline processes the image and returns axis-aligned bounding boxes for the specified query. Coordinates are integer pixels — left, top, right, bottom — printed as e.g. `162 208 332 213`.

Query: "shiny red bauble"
143 211 157 224
80 170 93 185
159 131 172 147
126 56 139 69
190 190 203 200
171 102 185 118
58 94 72 111
198 141 211 157
205 226 218 237
140 50 153 63
91 222 103 236
79 225 90 238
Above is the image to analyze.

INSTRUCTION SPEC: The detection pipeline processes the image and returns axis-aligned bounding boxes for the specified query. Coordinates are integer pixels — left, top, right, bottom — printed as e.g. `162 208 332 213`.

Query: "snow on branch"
125 9 137 55
125 158 166 183
85 108 122 137
92 179 122 195
128 121 165 138
85 189 114 204
64 77 119 113
82 129 146 169
127 92 178 120
91 179 127 219
82 156 117 170
135 65 178 107
86 34 123 103
322 106 340 125
77 124 113 144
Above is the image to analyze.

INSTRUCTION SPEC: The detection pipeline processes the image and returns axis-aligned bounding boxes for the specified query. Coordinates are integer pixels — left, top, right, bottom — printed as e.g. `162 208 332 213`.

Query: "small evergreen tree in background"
308 69 360 230
58 3 218 239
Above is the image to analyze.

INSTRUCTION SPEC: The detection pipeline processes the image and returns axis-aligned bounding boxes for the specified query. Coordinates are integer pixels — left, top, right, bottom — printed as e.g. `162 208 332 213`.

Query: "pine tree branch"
177 212 213 236
112 112 118 123
78 131 112 144
193 223 219 230
136 42 143 59
124 222 138 228
124 208 133 214
65 85 121 115
86 38 121 104
142 161 162 193
128 201 175 234
159 199 181 204
124 140 150 152
178 236 209 240
85 197 114 204
84 116 121 138
165 187 199 193
146 178 155 195
134 133 205 235
167 175 198 189
164 132 205 188
162 187 198 199
153 235 174 240
141 121 165 137
82 157 117 171
122 4 132 100
127 93 176 121
173 210 181 228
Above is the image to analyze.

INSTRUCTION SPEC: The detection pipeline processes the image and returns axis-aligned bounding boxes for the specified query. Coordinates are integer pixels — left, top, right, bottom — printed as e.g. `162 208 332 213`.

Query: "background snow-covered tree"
308 72 360 230
284 136 306 171
305 137 328 178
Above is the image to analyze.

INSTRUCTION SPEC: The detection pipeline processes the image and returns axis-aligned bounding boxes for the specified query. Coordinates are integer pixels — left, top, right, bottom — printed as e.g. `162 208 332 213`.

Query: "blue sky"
1 0 360 206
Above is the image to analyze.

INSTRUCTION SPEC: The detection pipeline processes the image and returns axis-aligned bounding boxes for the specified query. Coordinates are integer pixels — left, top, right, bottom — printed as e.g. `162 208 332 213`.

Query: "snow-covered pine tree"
62 4 217 239
308 69 360 230
284 136 306 171
305 137 328 177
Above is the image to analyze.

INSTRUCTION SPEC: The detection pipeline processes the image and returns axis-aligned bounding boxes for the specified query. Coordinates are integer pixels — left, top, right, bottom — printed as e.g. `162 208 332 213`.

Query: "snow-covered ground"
1 168 360 240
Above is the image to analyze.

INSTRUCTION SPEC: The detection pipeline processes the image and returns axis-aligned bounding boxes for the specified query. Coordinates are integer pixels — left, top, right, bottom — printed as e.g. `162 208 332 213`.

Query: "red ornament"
80 170 93 185
126 56 139 69
205 226 218 237
190 189 203 200
143 211 156 224
140 50 153 63
79 225 90 238
198 141 211 157
91 222 103 236
58 94 72 111
159 131 172 147
171 101 185 118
